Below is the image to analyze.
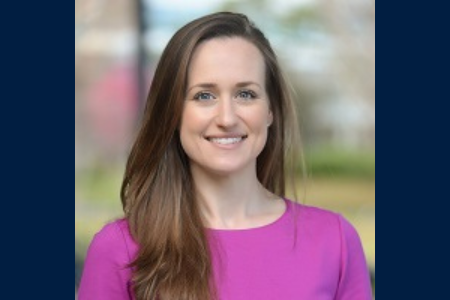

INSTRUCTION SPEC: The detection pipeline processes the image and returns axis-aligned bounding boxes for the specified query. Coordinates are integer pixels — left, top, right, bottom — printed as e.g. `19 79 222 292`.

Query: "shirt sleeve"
335 215 373 300
78 222 134 300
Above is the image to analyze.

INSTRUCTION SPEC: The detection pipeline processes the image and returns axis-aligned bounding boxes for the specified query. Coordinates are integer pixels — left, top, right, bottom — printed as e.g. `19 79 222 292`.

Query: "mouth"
205 135 248 145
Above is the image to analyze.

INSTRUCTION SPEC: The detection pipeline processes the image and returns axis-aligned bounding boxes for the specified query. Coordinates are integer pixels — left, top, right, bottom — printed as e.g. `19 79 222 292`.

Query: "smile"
206 135 248 145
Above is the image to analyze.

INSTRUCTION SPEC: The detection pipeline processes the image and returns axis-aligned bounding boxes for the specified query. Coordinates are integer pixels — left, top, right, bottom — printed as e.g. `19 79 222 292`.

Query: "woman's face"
180 37 272 177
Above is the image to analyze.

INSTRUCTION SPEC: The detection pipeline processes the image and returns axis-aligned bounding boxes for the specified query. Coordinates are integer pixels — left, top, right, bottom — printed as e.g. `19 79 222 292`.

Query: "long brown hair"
121 12 301 300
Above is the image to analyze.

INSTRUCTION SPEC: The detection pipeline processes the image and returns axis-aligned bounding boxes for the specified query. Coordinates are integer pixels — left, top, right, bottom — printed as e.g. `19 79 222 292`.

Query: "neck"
191 164 279 229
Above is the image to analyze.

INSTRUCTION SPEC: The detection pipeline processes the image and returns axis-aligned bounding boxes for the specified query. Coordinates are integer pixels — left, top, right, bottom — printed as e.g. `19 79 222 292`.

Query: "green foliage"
302 148 375 179
75 166 123 204
280 6 321 28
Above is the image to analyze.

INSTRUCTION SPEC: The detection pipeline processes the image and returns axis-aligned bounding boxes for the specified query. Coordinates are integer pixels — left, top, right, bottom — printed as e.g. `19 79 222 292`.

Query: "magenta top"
78 199 373 299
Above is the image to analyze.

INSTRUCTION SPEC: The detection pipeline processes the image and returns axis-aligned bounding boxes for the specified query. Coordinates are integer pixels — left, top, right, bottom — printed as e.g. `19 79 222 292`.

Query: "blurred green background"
76 0 375 296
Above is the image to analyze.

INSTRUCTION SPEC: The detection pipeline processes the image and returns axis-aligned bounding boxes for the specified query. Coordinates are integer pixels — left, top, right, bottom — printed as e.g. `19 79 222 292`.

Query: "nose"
216 98 238 128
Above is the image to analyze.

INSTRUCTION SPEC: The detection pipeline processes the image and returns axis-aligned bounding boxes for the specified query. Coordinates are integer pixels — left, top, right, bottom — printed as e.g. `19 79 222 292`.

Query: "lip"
205 134 248 139
204 134 248 148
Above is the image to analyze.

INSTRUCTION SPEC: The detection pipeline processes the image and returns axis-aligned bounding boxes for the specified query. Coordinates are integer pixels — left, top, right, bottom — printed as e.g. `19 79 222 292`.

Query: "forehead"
188 37 266 85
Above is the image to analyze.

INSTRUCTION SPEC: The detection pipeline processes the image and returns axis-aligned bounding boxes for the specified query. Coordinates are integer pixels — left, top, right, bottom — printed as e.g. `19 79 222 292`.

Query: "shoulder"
286 199 360 242
96 219 134 241
79 219 138 299
88 219 138 265
285 199 372 298
287 199 341 226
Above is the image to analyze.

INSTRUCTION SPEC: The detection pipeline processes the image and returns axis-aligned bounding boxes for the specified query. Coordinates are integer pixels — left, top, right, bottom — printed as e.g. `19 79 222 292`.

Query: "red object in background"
87 64 139 154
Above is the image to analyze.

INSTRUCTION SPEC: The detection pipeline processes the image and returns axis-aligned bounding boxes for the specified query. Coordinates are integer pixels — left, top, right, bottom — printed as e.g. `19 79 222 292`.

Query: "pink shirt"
78 199 372 299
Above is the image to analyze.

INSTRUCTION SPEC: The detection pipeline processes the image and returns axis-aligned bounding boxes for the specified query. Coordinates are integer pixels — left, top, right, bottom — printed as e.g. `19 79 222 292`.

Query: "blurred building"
76 0 141 170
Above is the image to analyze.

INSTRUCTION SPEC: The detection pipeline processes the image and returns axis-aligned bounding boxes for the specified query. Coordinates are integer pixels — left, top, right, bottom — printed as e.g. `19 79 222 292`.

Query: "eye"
193 92 215 101
237 90 257 100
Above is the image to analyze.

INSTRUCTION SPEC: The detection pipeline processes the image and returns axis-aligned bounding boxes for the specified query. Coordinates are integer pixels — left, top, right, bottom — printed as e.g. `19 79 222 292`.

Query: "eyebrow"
187 81 262 93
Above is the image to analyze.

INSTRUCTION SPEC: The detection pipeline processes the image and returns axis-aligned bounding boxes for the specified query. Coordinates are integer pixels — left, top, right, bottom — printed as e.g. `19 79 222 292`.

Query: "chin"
201 161 252 177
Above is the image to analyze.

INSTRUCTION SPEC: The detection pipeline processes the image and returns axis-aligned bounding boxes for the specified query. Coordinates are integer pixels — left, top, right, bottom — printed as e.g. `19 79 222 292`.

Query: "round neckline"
205 198 291 233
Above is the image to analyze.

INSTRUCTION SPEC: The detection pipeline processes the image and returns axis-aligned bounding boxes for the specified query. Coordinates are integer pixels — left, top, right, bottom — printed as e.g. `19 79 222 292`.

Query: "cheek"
179 122 196 158
180 107 201 132
179 107 207 148
243 108 271 131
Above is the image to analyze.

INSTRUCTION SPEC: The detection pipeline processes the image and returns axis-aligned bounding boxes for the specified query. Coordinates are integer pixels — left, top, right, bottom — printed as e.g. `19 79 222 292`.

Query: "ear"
267 111 273 127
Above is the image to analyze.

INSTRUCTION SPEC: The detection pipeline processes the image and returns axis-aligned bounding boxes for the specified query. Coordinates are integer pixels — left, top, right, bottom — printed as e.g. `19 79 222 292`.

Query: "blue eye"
193 92 215 101
237 90 256 100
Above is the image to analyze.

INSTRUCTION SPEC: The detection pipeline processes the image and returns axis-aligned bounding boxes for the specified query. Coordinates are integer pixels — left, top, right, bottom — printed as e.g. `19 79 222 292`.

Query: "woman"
78 12 372 300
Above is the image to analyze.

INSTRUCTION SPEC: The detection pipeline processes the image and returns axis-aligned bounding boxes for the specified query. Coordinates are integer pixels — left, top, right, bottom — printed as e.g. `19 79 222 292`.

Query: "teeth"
209 137 243 145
